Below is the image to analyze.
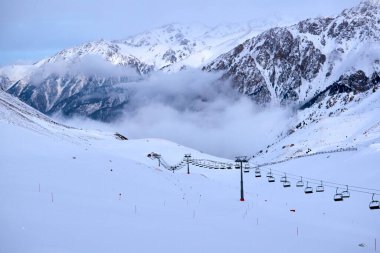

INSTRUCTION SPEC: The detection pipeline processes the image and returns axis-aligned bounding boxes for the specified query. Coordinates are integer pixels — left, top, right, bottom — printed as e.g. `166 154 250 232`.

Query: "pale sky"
0 0 361 66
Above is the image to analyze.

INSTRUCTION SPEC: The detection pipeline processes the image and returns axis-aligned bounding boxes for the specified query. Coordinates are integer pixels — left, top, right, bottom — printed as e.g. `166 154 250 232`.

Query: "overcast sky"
0 0 361 66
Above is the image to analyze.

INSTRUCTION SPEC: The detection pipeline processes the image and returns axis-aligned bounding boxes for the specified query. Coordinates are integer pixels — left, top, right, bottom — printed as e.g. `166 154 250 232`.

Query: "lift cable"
151 149 380 197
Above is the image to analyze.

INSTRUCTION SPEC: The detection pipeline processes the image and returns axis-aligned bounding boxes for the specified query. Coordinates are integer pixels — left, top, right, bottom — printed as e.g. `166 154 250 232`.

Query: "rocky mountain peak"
205 0 380 107
363 0 380 7
345 0 380 16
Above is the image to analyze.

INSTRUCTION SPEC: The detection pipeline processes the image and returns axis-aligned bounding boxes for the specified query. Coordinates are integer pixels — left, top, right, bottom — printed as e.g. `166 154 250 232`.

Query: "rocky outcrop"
8 74 131 122
204 0 380 106
300 70 379 110
204 27 326 104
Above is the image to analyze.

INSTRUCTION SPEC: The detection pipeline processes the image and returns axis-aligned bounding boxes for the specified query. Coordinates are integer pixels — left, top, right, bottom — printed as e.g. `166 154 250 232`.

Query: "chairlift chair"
316 181 325 193
304 182 313 194
296 177 304 187
283 180 291 188
266 169 274 181
244 164 250 173
280 174 287 183
227 164 232 169
282 174 291 187
334 188 344 201
341 185 350 198
369 194 380 210
235 163 241 169
255 167 261 177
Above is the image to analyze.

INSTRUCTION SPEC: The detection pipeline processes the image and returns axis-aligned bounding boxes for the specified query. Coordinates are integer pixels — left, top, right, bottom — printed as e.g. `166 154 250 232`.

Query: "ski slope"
0 91 379 253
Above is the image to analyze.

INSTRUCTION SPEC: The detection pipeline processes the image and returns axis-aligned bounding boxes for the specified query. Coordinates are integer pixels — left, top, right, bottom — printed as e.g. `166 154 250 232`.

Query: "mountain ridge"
2 1 379 123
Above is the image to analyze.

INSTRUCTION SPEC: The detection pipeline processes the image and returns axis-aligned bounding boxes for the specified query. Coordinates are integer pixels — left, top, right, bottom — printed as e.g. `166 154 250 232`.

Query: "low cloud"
61 69 291 158
115 69 291 158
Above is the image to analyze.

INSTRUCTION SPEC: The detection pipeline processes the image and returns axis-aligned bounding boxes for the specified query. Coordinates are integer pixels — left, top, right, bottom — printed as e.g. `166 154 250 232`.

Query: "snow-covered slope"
253 84 380 163
1 86 380 252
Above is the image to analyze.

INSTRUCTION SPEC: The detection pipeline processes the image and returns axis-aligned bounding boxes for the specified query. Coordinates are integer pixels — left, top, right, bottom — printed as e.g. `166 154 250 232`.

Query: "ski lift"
316 181 325 193
235 162 241 169
334 188 344 201
267 169 275 182
220 165 226 170
280 173 287 183
255 167 261 177
244 164 250 173
227 164 232 169
283 180 291 188
282 174 291 188
369 193 380 210
296 177 304 187
304 181 313 194
341 185 350 199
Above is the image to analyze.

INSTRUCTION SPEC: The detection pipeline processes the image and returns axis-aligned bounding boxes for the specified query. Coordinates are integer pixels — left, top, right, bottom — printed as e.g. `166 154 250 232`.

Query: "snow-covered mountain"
2 0 380 123
2 21 276 121
205 0 380 107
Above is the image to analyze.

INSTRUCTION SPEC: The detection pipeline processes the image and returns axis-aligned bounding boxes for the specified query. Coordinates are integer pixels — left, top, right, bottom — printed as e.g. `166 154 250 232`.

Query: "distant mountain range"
1 0 379 122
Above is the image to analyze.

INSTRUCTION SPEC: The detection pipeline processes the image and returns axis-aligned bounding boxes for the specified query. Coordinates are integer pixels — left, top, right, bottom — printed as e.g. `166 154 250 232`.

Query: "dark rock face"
297 17 334 36
205 27 326 105
204 1 380 106
162 49 178 64
327 2 380 42
7 75 131 122
300 70 377 110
